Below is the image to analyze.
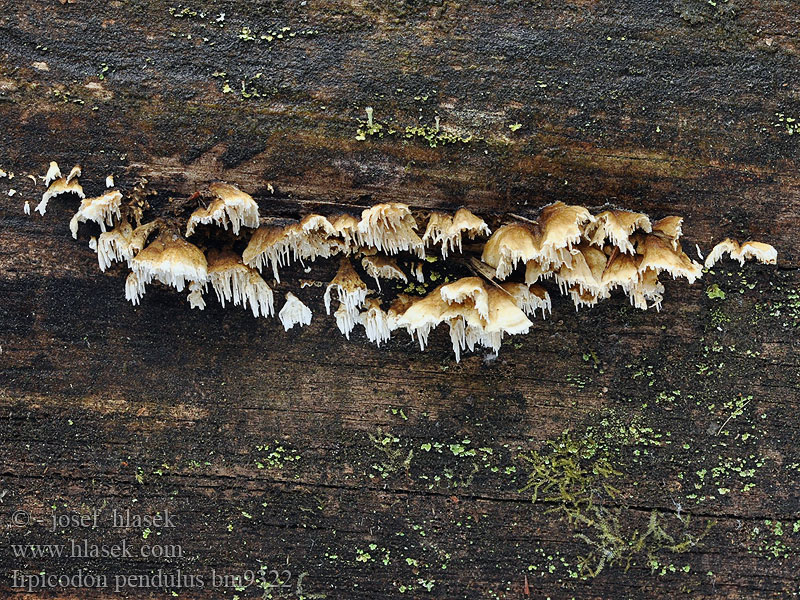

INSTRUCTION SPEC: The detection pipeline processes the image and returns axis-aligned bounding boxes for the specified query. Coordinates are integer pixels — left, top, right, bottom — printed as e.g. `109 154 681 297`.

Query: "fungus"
481 224 540 279
24 201 30 215
357 202 424 257
357 298 393 347
704 239 778 268
397 278 532 360
440 276 489 320
555 244 608 297
243 215 341 282
585 209 651 254
36 175 85 216
500 282 551 318
652 216 684 250
601 248 640 292
187 281 206 310
97 219 159 271
242 225 289 281
69 190 123 238
423 209 490 258
361 255 407 290
88 237 97 251
185 182 260 236
278 292 312 331
628 267 665 311
125 271 146 306
44 161 61 187
66 165 81 183
637 234 702 283
207 249 274 318
331 214 360 250
106 174 115 188
323 257 369 333
131 232 208 293
535 202 594 267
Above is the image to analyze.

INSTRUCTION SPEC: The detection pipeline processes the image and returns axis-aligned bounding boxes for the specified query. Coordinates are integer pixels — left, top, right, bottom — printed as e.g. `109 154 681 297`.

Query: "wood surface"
0 1 799 598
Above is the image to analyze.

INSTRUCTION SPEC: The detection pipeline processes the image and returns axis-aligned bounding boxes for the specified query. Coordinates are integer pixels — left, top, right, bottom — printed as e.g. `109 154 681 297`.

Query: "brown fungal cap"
652 216 684 250
207 249 274 318
185 182 260 236
69 190 123 239
131 232 208 294
704 238 778 268
361 255 408 290
97 219 159 271
637 233 702 283
586 209 652 254
481 224 540 280
357 202 424 257
36 175 85 216
424 209 490 258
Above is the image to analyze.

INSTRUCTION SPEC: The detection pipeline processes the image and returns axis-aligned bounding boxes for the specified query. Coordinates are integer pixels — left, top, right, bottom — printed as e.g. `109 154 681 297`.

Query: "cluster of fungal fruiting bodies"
36 162 778 362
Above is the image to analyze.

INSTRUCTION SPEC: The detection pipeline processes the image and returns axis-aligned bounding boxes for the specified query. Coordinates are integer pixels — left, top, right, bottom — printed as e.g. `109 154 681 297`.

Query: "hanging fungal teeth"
629 267 665 311
357 202 425 257
423 209 491 258
636 233 702 283
46 167 779 361
500 282 552 319
323 257 369 336
534 201 595 267
185 182 260 236
331 214 360 251
36 166 85 216
97 220 159 271
279 292 312 331
207 250 274 318
481 224 540 280
125 271 146 306
130 232 208 296
361 255 407 290
704 238 778 268
44 161 61 187
554 243 608 300
69 190 123 238
244 215 341 282
651 216 684 250
187 280 207 310
357 298 393 347
601 248 640 293
585 209 652 254
440 276 490 320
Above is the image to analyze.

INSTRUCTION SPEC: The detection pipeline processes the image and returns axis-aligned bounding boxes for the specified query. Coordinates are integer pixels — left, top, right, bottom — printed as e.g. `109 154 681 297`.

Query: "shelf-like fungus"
423 208 490 258
97 220 159 271
130 232 208 296
324 257 369 336
586 209 651 254
69 190 123 238
357 202 425 257
185 182 260 236
36 164 85 216
704 238 778 268
279 292 312 331
361 255 408 290
207 250 274 318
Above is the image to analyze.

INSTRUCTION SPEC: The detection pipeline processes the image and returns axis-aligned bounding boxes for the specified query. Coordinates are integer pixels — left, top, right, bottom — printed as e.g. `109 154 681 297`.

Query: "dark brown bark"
0 1 799 598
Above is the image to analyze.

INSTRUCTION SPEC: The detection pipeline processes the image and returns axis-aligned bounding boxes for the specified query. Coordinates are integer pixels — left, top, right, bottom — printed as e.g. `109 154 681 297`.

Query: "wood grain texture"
0 1 799 598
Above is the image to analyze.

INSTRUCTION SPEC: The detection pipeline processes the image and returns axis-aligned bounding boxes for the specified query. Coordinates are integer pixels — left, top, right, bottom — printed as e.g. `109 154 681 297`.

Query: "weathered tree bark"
1 1 799 598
